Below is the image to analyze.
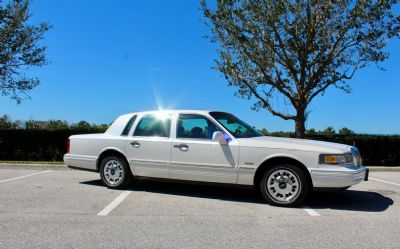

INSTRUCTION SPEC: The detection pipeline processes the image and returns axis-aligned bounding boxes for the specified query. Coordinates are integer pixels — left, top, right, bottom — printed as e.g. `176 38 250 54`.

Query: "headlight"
351 147 363 166
319 153 353 165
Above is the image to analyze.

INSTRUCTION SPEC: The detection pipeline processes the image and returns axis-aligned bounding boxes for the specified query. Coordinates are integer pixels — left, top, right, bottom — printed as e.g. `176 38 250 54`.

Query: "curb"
367 166 400 172
0 163 68 170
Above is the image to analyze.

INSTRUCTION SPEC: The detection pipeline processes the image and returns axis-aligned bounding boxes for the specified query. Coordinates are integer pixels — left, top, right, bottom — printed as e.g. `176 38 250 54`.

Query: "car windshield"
209 112 263 138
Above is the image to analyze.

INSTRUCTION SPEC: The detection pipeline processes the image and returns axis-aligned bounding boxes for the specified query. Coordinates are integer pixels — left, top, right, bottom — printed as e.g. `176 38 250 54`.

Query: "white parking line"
370 177 400 187
302 207 321 216
0 170 51 183
97 191 131 216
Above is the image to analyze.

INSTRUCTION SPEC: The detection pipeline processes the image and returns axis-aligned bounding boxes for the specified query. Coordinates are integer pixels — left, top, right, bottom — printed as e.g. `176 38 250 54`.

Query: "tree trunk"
295 109 306 139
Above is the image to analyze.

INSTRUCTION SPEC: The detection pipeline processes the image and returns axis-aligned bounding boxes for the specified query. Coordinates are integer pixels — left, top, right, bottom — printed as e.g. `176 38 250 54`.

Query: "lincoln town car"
64 110 368 206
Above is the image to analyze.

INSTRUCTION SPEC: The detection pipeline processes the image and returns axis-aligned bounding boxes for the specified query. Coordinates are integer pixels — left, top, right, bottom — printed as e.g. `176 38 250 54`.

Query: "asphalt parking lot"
0 168 399 249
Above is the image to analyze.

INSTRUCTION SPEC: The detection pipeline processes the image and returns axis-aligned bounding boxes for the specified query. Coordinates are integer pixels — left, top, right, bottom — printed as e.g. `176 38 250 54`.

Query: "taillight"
67 139 70 153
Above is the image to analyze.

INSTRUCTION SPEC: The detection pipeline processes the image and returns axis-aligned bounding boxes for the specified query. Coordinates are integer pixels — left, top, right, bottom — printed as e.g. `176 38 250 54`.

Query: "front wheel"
259 164 309 207
100 156 133 189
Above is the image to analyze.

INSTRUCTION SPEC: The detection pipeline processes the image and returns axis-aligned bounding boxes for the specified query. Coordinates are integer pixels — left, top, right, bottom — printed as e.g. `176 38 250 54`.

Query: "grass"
0 160 64 165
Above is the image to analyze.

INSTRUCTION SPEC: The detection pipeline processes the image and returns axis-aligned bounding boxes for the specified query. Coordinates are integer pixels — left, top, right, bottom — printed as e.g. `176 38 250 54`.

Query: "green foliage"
46 120 69 130
339 127 355 136
0 114 14 129
0 114 397 165
0 0 51 104
71 121 91 130
321 126 336 135
306 128 317 135
308 135 400 166
259 128 268 135
90 123 109 132
201 0 400 138
0 115 109 132
25 120 47 129
0 116 110 161
0 129 398 165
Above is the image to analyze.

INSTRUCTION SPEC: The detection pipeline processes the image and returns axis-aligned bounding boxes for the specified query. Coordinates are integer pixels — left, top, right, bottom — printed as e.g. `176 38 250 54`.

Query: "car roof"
128 109 216 115
104 110 225 135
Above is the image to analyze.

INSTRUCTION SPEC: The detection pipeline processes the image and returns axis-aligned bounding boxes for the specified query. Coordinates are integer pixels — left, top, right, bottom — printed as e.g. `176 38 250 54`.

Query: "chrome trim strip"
131 159 169 166
171 162 234 169
64 154 97 161
238 166 255 171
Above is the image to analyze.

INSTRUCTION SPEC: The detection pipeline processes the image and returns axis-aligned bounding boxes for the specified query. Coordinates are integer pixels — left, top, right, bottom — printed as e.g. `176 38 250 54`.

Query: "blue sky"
1 0 400 134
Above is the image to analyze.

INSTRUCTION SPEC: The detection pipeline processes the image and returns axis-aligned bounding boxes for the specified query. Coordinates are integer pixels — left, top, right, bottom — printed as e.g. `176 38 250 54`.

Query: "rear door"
170 113 239 184
125 113 172 179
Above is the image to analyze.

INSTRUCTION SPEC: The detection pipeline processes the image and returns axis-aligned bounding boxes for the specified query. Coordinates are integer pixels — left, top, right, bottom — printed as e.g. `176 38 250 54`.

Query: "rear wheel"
100 156 133 189
259 164 309 207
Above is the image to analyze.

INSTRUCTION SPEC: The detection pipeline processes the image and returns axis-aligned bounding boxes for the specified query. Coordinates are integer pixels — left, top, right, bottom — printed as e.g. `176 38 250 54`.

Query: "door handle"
174 143 189 151
130 141 140 148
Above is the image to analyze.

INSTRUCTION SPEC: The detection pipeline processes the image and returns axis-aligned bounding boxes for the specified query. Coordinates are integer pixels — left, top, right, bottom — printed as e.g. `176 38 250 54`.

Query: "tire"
100 155 133 189
259 164 310 207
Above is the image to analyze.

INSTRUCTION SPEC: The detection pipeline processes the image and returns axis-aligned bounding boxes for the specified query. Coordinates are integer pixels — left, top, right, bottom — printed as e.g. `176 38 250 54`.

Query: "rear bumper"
63 153 97 171
311 166 368 188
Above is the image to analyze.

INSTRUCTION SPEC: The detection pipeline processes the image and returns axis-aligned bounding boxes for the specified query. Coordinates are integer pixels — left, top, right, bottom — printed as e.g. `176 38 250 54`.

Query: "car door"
125 113 172 179
170 113 239 184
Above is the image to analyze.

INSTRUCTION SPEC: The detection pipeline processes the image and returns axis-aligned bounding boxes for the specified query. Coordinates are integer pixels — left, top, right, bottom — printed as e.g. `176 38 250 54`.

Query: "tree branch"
230 68 295 120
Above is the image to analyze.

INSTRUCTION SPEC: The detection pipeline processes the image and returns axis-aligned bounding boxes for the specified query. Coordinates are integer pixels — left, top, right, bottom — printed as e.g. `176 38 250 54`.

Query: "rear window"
121 115 137 136
133 114 171 137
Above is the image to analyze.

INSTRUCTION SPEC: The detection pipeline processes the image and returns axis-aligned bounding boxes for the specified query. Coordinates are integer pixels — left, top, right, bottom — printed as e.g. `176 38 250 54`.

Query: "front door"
170 113 239 184
125 113 172 179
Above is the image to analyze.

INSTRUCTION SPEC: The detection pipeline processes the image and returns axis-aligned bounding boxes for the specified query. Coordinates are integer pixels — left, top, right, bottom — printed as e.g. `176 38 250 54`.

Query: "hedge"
0 130 399 166
0 129 99 162
305 135 400 166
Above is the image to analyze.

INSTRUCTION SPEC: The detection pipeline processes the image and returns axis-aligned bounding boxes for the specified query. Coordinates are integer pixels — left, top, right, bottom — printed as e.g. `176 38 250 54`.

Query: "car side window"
121 115 137 136
133 114 171 137
177 114 221 139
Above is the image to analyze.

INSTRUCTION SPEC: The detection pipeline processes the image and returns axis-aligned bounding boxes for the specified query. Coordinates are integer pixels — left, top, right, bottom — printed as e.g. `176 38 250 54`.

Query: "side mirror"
212 131 229 144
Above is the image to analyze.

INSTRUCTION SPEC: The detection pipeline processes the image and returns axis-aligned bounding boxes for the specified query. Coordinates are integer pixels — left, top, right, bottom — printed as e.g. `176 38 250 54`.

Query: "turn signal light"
323 155 337 164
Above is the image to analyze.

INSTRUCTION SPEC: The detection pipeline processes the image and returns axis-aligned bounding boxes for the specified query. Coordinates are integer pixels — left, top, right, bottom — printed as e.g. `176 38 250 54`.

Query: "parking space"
0 169 122 215
0 168 399 248
370 172 400 182
0 169 49 182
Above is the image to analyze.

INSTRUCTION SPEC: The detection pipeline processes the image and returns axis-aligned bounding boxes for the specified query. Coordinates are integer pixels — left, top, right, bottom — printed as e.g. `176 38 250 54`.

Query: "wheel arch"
253 156 313 188
96 148 129 172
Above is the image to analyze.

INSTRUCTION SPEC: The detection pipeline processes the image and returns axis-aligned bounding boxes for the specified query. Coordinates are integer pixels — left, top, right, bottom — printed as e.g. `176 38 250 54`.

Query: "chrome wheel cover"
103 159 124 186
265 169 301 203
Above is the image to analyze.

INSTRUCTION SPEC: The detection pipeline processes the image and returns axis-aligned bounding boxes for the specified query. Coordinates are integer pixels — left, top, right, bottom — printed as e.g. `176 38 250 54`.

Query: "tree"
0 114 13 128
46 120 69 130
305 128 316 135
339 127 355 136
72 120 92 130
201 0 399 138
12 119 23 128
321 126 335 135
92 123 109 132
25 119 47 129
259 128 269 135
0 0 51 104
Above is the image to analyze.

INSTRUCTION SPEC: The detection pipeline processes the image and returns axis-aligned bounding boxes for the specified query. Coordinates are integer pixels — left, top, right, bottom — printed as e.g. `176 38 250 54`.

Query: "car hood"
236 136 351 154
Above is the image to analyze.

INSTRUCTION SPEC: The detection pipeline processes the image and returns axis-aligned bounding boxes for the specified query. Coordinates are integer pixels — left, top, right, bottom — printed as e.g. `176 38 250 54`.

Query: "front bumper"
311 165 368 188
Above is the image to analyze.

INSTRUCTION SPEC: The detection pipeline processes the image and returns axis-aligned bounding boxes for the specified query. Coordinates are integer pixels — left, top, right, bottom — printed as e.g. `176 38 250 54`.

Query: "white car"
64 110 368 206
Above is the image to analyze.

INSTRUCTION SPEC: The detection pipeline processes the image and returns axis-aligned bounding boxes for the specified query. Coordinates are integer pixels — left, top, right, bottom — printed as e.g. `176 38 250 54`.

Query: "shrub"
0 129 103 161
0 130 398 166
305 135 400 166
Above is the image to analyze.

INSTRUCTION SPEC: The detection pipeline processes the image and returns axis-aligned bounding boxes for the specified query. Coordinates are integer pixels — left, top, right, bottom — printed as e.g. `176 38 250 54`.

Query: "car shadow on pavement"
81 179 394 211
81 178 266 204
305 190 394 212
